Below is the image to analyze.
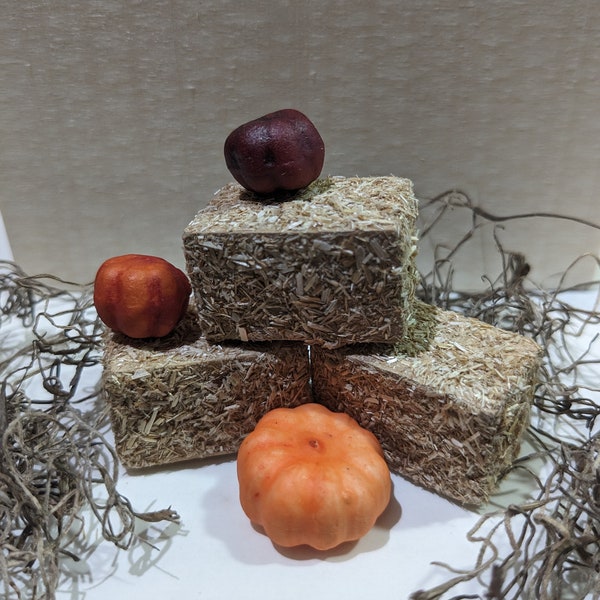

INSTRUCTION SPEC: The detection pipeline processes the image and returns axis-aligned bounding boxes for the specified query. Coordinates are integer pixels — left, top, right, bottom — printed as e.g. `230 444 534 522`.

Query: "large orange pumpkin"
237 403 391 551
94 254 191 339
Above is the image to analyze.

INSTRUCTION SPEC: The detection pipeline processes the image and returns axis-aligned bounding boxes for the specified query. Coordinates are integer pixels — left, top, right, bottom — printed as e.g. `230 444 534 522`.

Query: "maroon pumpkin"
224 108 325 196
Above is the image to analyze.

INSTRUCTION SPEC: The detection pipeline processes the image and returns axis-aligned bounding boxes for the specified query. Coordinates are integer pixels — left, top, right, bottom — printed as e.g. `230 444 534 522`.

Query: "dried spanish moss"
0 262 179 600
411 190 600 600
1 187 599 600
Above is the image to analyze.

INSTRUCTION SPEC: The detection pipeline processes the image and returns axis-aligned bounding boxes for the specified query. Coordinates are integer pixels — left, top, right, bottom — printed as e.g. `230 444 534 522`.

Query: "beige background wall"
1 1 599 288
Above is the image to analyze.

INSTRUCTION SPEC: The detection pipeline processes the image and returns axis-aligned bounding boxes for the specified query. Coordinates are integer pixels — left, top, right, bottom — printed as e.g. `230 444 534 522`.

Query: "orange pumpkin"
237 403 391 551
94 254 191 338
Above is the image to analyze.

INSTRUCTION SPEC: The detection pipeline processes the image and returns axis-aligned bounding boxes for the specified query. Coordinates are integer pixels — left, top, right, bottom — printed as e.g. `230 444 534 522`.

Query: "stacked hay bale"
102 175 541 506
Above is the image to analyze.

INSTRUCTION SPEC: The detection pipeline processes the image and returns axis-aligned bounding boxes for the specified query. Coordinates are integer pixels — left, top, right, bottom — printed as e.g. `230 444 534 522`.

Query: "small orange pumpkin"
94 254 191 338
237 403 391 551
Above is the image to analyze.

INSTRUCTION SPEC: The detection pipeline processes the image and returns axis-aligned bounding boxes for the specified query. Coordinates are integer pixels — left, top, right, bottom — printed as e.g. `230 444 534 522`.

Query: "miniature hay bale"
311 302 543 506
102 306 311 469
183 176 419 348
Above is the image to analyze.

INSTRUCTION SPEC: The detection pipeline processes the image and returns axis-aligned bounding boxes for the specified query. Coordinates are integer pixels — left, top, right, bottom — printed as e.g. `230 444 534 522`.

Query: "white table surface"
1 225 597 600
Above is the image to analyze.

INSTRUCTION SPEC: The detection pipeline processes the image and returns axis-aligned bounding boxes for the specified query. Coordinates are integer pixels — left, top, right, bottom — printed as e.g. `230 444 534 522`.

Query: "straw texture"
102 306 311 468
311 302 543 505
183 176 419 348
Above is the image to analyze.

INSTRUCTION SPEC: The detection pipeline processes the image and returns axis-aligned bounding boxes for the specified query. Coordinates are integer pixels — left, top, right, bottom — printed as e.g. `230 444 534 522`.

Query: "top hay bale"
183 176 419 348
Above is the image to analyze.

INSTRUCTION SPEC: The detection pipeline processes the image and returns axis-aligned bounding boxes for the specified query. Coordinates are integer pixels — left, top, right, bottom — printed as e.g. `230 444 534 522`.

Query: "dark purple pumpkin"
224 109 325 196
